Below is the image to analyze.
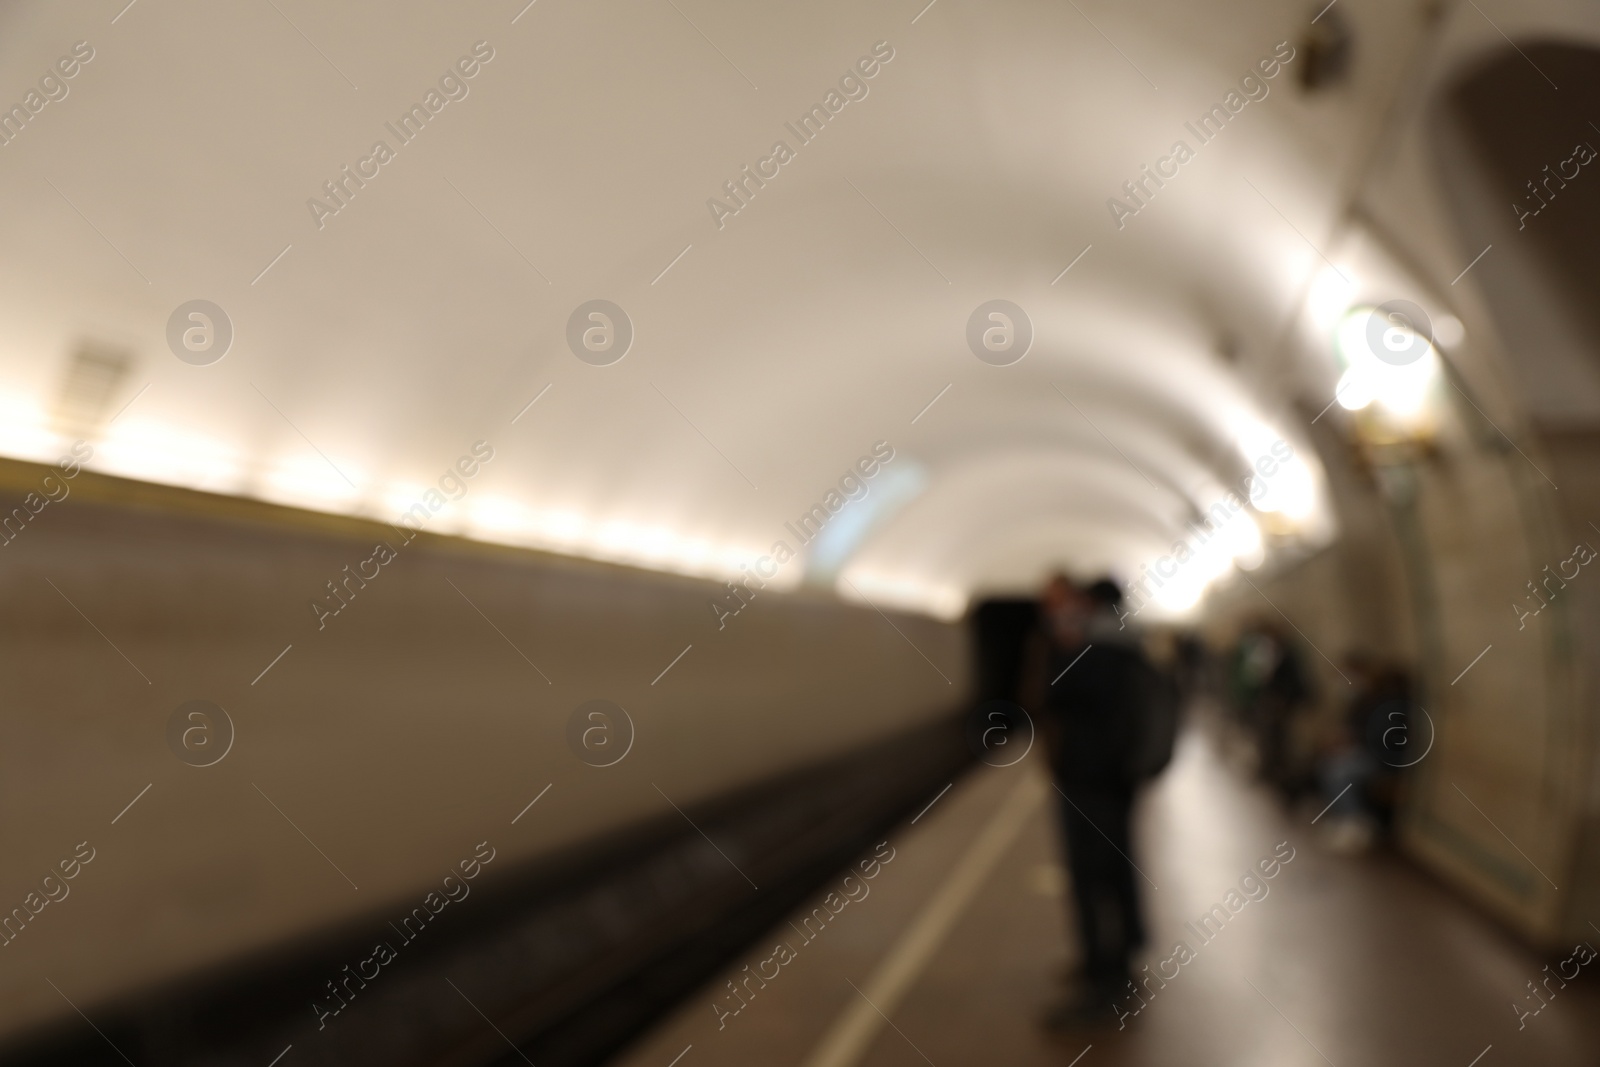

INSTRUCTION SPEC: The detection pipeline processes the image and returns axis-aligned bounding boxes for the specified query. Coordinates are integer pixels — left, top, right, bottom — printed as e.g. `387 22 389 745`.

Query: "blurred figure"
1359 660 1414 834
1230 620 1313 802
1174 630 1210 704
971 596 1041 706
1316 652 1414 850
1035 576 1161 1028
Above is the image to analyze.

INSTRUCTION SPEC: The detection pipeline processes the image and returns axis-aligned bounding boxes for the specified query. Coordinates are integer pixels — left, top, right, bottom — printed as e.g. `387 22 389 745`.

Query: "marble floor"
612 712 1600 1067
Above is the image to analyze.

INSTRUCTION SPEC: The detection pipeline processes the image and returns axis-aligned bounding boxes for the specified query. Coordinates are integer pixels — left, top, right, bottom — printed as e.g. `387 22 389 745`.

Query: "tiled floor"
614 712 1600 1067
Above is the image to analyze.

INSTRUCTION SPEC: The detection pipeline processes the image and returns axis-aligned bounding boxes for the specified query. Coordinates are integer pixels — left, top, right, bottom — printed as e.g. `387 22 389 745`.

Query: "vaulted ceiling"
1 0 1577 617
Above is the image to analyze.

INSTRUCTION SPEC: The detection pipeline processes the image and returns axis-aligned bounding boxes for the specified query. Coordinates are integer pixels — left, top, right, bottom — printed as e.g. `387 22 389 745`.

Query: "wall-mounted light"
1237 421 1318 521
1308 267 1360 327
1334 306 1440 434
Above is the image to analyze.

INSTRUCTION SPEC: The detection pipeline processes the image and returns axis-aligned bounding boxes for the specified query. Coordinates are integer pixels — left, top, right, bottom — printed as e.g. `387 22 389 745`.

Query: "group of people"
971 580 1420 1029
1228 621 1414 846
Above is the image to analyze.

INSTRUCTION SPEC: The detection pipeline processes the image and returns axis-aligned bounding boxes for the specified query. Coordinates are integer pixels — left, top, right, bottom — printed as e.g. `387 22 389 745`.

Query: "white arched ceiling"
0 0 1390 620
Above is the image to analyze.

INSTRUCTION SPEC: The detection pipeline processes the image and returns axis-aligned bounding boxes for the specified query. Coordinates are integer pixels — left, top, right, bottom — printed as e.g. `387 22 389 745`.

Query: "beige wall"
0 461 967 1039
1204 384 1599 949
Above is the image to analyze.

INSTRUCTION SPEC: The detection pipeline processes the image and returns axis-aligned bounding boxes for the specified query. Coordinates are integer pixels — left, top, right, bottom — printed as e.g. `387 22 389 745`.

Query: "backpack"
1125 658 1181 781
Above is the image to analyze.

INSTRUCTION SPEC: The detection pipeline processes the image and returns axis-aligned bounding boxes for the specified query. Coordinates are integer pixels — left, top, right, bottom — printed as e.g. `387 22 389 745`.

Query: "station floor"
613 710 1600 1067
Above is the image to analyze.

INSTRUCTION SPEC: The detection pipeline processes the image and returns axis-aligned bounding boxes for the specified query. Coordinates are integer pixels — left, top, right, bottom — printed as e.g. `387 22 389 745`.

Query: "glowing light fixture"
97 418 244 493
1308 267 1359 328
1235 422 1317 521
468 494 533 537
838 569 965 620
0 392 60 462
261 453 365 511
1334 306 1439 422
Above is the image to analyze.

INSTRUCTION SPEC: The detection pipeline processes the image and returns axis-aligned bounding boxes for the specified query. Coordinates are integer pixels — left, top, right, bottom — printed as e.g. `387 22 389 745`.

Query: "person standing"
1038 577 1152 1028
1232 621 1313 802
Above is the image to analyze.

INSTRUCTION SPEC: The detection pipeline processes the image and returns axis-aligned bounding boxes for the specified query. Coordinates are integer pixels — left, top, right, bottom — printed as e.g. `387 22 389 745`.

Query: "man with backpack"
1036 575 1176 1028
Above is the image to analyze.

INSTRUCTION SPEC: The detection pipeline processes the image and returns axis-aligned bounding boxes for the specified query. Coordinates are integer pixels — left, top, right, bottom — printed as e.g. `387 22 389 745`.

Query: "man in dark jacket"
1040 577 1148 1027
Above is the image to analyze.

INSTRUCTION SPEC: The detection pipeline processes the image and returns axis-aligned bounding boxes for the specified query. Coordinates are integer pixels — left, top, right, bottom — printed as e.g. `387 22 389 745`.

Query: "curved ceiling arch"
0 0 1340 614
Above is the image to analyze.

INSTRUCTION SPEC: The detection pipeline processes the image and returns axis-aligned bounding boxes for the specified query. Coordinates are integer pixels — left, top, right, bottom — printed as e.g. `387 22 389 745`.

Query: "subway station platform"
613 710 1600 1067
